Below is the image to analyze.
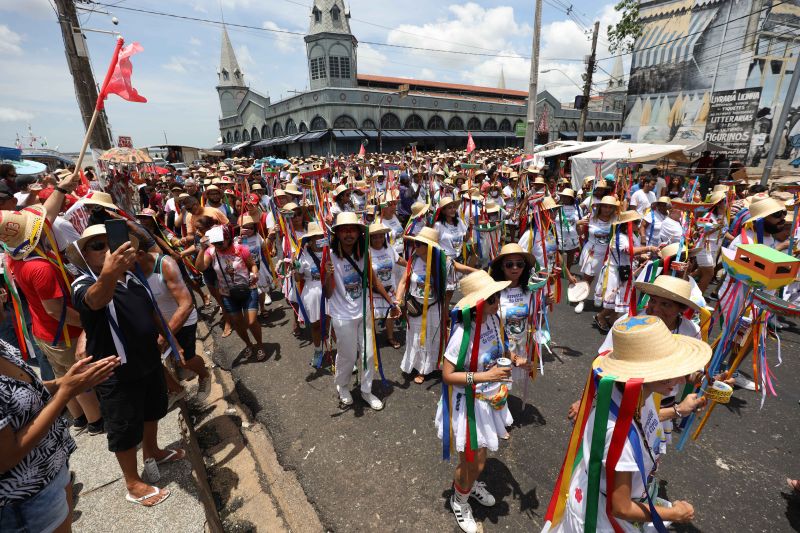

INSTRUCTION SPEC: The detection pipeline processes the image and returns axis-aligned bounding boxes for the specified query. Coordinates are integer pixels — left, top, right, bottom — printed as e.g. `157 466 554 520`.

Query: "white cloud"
0 107 34 122
0 25 23 55
162 56 201 74
235 44 254 70
189 37 202 47
358 43 388 74
0 0 53 19
262 21 301 53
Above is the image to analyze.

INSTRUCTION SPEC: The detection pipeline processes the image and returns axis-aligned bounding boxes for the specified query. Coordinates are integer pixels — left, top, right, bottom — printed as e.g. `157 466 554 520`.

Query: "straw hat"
274 189 287 198
410 202 430 219
332 211 365 229
82 191 118 211
454 270 511 309
333 184 351 198
559 188 575 199
485 201 501 213
635 275 700 312
66 224 140 272
707 191 726 205
403 226 441 249
747 197 785 222
206 184 220 191
594 315 711 383
251 183 263 191
380 190 400 203
659 242 690 261
280 202 300 213
301 221 325 241
597 195 620 208
654 196 672 206
284 183 303 197
0 205 46 260
491 242 534 268
541 197 560 210
712 184 729 194
613 210 641 225
533 177 546 186
368 222 391 236
438 196 458 210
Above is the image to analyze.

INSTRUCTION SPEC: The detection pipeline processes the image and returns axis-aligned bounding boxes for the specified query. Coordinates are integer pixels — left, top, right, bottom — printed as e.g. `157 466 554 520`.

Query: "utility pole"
761 51 800 185
578 21 599 142
524 0 543 153
54 0 113 151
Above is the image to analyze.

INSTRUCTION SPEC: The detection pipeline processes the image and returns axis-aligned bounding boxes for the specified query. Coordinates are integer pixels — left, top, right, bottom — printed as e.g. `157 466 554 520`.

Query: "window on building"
251 127 259 141
221 69 229 81
339 57 350 78
467 117 481 131
427 116 445 130
448 116 464 130
286 119 298 135
310 116 328 131
226 131 232 143
334 115 357 129
310 57 326 80
362 118 376 130
404 114 424 129
234 69 241 80
484 118 497 131
299 122 308 133
242 129 250 141
313 7 321 22
261 125 269 139
498 119 511 131
234 130 240 142
331 5 340 21
273 123 283 137
329 56 340 79
381 113 401 130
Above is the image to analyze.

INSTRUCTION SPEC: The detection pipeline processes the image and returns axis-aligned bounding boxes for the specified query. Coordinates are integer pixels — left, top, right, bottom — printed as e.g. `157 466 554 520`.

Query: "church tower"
217 26 248 118
304 0 358 90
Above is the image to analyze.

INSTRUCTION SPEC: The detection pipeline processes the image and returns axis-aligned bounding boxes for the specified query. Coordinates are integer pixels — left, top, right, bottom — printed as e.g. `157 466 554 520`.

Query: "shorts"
222 288 259 313
0 462 70 533
34 340 77 379
94 368 168 452
174 323 197 361
202 267 218 288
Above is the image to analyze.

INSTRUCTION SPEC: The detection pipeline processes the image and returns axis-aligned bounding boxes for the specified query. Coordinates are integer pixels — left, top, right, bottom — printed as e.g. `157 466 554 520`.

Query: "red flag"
466 132 476 154
358 142 366 157
99 42 147 109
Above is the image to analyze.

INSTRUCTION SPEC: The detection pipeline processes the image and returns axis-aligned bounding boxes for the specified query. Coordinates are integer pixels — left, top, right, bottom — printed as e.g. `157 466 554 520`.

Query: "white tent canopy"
569 140 691 189
532 140 613 169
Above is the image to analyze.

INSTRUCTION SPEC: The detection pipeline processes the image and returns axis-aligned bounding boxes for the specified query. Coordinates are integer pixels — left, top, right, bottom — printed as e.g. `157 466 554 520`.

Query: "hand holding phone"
104 220 130 252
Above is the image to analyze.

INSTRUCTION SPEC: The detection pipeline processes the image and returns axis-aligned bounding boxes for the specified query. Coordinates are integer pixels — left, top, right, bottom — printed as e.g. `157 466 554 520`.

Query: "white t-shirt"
381 216 405 255
630 189 656 215
407 254 437 303
297 248 322 285
443 314 503 397
658 217 683 245
327 252 366 320
52 216 81 252
642 209 666 246
435 220 467 258
370 246 398 290
520 226 557 270
499 286 529 355
164 197 177 214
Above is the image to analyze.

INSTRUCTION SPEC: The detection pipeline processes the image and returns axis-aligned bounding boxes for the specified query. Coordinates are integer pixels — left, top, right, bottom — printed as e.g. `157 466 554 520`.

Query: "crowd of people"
0 146 796 532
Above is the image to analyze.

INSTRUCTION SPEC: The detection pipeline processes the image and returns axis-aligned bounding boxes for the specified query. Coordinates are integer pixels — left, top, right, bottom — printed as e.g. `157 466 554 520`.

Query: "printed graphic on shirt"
343 267 363 302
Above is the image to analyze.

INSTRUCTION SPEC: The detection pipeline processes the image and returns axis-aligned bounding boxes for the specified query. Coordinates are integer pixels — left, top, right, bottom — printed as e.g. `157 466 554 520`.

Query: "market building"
213 0 623 157
621 0 800 169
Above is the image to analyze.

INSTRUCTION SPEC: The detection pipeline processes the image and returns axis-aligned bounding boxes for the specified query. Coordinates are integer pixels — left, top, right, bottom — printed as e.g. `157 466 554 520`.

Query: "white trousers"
331 316 375 394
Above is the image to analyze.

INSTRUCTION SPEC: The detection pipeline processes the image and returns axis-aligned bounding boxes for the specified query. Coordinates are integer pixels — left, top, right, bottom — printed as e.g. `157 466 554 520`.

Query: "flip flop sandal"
221 328 233 338
255 348 267 362
413 375 425 384
125 487 171 507
156 448 186 465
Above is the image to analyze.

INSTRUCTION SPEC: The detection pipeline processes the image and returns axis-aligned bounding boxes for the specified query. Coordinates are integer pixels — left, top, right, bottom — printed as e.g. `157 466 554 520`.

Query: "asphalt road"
207 292 800 533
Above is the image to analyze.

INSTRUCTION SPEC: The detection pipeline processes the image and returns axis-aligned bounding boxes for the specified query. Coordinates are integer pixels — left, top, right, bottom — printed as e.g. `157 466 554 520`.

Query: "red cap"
38 187 77 209
246 193 260 205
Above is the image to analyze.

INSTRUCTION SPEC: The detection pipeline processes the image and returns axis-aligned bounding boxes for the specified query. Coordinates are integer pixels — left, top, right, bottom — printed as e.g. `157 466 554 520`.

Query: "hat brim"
331 220 366 230
592 335 711 383
67 229 140 272
491 248 534 268
634 281 700 312
455 279 511 309
6 206 46 260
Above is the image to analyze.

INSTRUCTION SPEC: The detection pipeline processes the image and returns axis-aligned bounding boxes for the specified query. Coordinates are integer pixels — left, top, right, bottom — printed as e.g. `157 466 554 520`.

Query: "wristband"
466 372 474 387
55 186 69 194
672 403 683 419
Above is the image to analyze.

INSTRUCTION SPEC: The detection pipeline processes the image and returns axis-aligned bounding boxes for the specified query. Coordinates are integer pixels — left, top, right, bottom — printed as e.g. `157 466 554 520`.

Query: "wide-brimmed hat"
251 183 263 191
594 315 711 383
491 243 533 268
712 184 729 193
659 242 691 261
635 275 700 312
438 196 458 210
654 196 672 206
301 221 325 242
747 197 785 222
410 202 429 219
368 222 391 236
597 195 619 208
82 191 118 211
66 223 140 272
403 226 440 249
333 184 351 198
533 176 546 186
558 188 575 199
284 183 303 197
708 191 726 205
541 197 560 210
613 210 641 225
455 270 511 309
280 202 300 213
0 205 46 260
331 211 365 229
240 215 256 226
485 201 501 213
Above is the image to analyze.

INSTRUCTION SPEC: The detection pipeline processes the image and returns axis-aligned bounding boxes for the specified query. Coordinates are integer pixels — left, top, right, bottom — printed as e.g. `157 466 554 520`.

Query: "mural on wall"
622 0 800 167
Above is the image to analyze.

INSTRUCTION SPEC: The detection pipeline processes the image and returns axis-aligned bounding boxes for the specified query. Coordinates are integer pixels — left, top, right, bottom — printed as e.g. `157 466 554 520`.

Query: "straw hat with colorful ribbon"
404 226 441 249
410 202 430 219
541 196 560 210
455 270 510 309
301 221 326 243
368 222 391 236
333 184 351 198
635 275 700 312
284 183 303 197
332 211 365 229
596 195 620 208
0 205 46 260
613 210 641 225
491 242 534 269
592 315 711 382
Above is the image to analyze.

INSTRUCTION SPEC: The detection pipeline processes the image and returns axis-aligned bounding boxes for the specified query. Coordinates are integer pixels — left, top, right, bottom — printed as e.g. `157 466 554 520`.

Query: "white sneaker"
450 495 478 533
470 481 496 507
337 385 353 406
195 376 211 404
733 372 756 391
362 392 384 411
263 293 272 305
574 301 584 314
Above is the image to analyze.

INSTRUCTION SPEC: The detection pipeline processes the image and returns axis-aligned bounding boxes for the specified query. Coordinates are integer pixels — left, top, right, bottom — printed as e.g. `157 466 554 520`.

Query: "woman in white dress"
396 227 445 383
556 188 581 269
294 222 327 368
434 197 476 308
575 195 618 314
694 190 727 292
547 315 709 533
435 270 531 533
638 196 671 247
368 223 404 349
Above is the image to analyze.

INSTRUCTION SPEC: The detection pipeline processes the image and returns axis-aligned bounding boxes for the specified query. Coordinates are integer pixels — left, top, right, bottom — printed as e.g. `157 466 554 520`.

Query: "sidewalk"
69 401 208 532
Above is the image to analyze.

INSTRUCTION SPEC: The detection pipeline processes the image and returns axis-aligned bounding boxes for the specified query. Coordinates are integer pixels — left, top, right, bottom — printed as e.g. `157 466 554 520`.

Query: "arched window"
299 122 308 133
484 118 497 131
498 119 511 131
331 4 340 21
273 123 283 137
448 116 465 130
226 131 232 143
570 121 578 131
251 127 260 140
286 119 298 135
427 115 445 130
615 122 621 132
234 130 240 142
404 114 424 129
333 115 357 129
466 117 481 131
381 113 401 130
242 129 250 141
310 116 328 131
312 6 321 22
362 118 376 130
261 125 269 139
221 69 229 81
560 121 569 131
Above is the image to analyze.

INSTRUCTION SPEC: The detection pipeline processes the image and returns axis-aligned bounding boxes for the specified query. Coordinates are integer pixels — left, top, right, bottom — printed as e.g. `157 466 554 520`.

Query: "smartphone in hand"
104 219 130 252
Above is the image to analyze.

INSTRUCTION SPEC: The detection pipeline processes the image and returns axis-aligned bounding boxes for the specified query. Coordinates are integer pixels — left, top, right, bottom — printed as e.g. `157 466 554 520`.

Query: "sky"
0 0 629 152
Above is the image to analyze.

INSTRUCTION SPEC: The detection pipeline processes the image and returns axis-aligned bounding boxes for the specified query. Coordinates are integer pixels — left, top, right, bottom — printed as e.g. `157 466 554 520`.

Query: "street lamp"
540 68 582 91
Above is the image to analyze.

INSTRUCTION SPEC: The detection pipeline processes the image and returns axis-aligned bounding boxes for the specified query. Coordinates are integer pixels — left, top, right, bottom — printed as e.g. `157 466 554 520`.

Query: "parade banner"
704 88 762 161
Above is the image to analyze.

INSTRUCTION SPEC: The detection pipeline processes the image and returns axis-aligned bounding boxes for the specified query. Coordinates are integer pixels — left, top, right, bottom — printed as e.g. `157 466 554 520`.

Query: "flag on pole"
358 141 366 157
97 40 147 110
466 132 476 154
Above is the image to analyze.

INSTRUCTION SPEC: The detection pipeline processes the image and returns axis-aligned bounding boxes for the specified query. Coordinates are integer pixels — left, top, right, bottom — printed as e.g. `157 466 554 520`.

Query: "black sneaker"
71 415 88 436
87 418 105 436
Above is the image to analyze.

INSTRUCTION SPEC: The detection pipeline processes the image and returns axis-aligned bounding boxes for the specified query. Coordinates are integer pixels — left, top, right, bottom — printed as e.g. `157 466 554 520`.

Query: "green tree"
607 0 643 54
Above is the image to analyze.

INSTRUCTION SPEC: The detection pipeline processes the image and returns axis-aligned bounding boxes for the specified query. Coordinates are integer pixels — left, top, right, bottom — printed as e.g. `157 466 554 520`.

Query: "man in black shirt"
70 225 179 507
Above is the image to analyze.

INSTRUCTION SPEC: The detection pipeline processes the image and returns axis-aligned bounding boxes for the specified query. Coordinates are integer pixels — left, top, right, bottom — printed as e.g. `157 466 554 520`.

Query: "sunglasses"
769 210 787 218
485 293 498 305
503 260 525 269
86 240 108 252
